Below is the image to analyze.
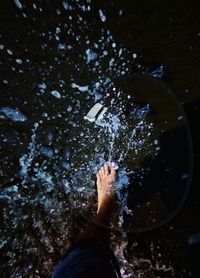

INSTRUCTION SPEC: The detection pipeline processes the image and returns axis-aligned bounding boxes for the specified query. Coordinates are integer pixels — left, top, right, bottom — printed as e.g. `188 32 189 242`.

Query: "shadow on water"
126 124 192 232
85 74 193 233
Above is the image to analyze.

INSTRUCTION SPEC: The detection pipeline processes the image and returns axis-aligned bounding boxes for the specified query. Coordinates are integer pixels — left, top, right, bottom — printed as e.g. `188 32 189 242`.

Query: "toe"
104 163 109 175
110 162 117 177
96 172 101 181
101 166 105 176
99 168 103 178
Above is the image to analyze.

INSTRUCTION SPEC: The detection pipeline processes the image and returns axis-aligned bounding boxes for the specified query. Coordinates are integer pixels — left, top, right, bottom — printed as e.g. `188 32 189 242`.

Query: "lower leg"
77 162 117 246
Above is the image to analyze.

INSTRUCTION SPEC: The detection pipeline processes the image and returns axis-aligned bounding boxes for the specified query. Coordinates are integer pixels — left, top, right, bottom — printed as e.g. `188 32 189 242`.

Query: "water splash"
0 1 166 277
19 123 39 183
0 107 27 122
99 9 106 22
62 81 158 230
14 0 23 10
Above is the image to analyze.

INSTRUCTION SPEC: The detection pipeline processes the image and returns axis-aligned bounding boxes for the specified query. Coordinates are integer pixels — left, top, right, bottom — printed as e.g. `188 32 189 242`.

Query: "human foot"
96 162 117 213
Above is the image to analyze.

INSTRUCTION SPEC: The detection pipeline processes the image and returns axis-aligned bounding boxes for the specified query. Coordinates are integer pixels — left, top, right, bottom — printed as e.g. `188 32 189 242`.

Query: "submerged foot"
96 162 117 213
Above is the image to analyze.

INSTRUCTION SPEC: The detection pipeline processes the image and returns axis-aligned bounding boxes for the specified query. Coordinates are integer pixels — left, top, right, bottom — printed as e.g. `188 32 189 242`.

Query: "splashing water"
0 107 28 122
19 123 39 182
0 1 172 277
52 81 158 231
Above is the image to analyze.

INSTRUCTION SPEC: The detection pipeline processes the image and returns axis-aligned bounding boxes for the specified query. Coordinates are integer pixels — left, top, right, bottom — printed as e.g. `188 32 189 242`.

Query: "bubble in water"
51 90 61 98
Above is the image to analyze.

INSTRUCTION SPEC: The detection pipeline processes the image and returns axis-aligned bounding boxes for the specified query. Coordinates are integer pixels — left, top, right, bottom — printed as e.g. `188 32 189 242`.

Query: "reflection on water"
0 1 176 277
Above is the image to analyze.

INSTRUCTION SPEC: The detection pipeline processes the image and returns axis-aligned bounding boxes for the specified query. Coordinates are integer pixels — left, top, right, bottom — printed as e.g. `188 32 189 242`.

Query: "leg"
78 162 118 245
52 162 121 278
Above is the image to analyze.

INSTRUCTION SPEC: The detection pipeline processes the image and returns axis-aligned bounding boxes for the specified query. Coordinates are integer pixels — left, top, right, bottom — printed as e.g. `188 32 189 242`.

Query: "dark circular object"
82 74 193 233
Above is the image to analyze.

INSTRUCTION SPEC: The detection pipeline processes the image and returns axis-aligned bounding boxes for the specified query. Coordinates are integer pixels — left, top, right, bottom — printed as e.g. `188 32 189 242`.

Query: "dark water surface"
0 0 200 277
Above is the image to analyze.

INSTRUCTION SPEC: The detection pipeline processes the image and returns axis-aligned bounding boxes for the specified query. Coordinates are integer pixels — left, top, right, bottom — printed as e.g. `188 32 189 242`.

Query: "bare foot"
96 162 117 213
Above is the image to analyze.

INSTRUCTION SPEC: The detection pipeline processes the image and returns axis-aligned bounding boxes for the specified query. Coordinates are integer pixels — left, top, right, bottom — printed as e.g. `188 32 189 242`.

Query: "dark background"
0 0 200 277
